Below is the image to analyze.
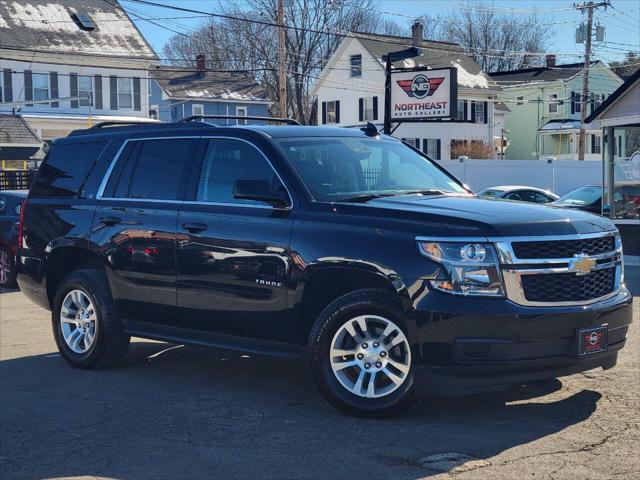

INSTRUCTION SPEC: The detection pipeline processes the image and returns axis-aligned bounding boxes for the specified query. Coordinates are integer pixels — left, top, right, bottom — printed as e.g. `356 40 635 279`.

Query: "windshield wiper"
394 189 448 196
337 193 395 203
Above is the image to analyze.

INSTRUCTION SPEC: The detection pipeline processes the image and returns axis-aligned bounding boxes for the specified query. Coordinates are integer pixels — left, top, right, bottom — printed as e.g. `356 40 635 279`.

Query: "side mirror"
233 179 289 208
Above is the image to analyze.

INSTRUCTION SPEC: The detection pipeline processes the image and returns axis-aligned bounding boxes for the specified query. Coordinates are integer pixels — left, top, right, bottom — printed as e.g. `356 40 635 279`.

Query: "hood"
334 194 616 237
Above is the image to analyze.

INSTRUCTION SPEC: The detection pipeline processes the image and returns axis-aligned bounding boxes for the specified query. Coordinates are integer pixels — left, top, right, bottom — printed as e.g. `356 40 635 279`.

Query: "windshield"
274 137 467 202
556 186 601 206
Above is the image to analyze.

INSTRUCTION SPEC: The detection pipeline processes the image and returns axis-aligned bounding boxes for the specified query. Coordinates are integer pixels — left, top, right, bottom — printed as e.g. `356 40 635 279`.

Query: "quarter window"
196 139 287 206
117 78 133 109
78 75 93 107
32 73 49 101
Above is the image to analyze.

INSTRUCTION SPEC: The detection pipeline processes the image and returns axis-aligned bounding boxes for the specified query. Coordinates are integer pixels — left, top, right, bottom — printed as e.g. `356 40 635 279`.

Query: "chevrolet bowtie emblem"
569 254 597 276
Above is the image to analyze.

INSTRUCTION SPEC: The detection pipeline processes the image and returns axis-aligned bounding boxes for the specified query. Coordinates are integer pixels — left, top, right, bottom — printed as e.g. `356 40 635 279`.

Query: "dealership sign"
390 67 457 121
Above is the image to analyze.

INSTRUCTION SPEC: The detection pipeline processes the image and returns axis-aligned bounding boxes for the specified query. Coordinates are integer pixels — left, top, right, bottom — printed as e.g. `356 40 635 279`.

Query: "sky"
121 0 640 66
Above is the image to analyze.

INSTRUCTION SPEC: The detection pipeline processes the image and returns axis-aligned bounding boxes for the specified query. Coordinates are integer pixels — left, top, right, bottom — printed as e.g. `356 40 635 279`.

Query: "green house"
491 59 623 160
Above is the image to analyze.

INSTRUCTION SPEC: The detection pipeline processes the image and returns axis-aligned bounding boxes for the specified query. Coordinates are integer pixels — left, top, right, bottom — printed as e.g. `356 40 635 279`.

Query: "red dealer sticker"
578 326 608 355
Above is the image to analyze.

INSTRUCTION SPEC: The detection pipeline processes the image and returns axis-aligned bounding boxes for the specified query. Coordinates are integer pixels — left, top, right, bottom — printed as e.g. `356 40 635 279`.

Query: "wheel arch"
297 261 411 343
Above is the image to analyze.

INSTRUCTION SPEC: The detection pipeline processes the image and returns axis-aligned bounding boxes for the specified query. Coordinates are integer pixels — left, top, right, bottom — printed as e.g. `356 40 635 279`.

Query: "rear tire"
0 247 17 289
52 269 130 369
307 289 416 417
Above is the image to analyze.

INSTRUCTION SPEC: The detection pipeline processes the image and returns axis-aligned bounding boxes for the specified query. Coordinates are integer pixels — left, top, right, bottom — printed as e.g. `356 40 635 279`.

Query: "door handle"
181 222 207 233
99 216 121 226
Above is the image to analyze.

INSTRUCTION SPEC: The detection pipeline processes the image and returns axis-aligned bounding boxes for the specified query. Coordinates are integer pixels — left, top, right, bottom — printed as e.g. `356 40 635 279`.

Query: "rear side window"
105 138 197 200
31 141 107 198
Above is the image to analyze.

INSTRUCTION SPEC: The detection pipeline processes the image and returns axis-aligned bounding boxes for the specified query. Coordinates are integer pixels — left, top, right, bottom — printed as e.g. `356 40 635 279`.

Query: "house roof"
151 67 269 102
585 67 640 123
489 62 598 84
0 114 41 145
0 0 157 60
352 32 492 89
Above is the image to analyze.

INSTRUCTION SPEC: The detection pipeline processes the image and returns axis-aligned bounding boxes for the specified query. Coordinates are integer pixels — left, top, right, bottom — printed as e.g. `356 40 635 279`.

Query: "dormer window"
71 10 96 31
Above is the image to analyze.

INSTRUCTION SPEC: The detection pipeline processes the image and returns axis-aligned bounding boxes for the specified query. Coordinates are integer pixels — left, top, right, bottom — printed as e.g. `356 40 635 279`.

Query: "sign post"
382 47 422 134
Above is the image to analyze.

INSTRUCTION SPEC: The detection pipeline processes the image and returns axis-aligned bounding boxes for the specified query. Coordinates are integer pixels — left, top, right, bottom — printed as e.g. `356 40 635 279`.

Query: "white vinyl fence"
438 159 602 196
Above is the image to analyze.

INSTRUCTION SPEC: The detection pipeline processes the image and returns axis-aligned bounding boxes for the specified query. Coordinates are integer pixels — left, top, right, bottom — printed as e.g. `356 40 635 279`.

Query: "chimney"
411 20 423 44
196 54 206 74
546 54 556 68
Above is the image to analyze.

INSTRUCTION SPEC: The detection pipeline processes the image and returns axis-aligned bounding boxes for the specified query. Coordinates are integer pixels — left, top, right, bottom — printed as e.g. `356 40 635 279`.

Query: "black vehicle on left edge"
0 190 27 288
16 117 633 417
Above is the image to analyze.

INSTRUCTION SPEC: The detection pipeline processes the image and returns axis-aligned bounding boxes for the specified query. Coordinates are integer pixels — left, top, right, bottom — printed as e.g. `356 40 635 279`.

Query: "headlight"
417 240 504 297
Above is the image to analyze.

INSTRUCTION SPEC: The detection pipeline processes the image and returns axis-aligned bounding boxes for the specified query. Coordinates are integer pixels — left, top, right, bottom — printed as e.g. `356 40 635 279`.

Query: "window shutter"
436 139 441 160
50 72 59 107
590 94 595 114
94 74 103 109
590 134 595 153
2 69 11 103
373 96 378 121
483 101 488 124
570 92 575 114
133 77 141 111
463 100 468 121
321 101 327 124
359 98 364 122
470 101 476 122
70 73 78 108
110 76 118 110
335 100 340 123
415 139 420 150
422 139 428 154
24 70 33 106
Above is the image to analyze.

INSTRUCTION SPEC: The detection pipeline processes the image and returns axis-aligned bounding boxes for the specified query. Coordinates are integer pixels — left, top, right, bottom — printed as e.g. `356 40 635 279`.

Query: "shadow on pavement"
0 341 602 480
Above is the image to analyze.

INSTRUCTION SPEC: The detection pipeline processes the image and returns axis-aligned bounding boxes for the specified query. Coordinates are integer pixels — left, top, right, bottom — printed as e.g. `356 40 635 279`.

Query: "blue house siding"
148 79 270 124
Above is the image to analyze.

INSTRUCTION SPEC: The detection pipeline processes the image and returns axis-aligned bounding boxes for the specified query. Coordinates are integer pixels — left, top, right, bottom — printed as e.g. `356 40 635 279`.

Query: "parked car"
16 118 632 417
477 186 558 203
0 190 27 288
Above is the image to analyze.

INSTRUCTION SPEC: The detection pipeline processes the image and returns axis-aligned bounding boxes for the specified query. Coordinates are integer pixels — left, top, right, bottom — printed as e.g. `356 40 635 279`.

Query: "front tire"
0 247 17 288
52 269 130 369
307 289 416 417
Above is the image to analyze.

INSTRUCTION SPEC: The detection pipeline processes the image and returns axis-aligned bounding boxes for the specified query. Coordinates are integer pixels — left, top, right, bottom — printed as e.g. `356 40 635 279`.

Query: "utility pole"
574 1 609 160
277 0 287 118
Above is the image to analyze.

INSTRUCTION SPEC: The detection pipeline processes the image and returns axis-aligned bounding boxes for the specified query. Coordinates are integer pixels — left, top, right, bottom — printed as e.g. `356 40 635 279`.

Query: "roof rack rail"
180 115 301 125
90 121 160 129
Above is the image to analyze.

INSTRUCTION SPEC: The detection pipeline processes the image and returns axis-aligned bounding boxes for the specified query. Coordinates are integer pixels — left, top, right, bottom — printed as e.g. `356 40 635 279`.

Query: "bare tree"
162 0 391 124
419 3 553 72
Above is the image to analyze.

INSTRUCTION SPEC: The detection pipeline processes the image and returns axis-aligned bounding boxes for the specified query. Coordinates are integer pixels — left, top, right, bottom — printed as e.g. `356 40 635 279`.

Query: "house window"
547 93 558 114
473 101 485 123
363 96 376 121
32 73 49 101
591 134 601 154
402 138 419 149
78 75 93 107
350 54 362 78
516 96 524 106
572 92 581 113
423 138 440 160
457 100 466 120
236 106 247 124
149 104 159 120
192 104 204 116
326 100 337 124
117 78 133 109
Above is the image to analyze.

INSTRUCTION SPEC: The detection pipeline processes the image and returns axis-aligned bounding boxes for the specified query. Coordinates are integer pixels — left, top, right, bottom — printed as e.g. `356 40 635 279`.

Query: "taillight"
17 199 28 249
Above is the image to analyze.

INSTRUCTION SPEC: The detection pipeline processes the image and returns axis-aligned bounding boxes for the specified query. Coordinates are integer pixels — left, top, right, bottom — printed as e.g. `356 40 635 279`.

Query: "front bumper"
406 282 633 395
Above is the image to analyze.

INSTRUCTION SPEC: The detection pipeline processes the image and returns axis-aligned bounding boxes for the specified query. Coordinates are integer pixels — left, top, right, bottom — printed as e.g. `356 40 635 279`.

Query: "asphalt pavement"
0 270 638 480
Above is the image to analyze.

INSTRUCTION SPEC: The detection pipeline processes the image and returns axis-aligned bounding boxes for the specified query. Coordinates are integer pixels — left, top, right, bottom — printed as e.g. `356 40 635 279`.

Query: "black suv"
17 117 633 417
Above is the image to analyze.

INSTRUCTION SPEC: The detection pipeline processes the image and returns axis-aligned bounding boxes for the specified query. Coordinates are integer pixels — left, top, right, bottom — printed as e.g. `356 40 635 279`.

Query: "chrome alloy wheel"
0 249 10 285
330 315 411 398
60 289 98 354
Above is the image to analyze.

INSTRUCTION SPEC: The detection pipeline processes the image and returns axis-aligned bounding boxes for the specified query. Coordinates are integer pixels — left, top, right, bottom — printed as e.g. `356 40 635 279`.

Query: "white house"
0 0 159 143
312 22 501 160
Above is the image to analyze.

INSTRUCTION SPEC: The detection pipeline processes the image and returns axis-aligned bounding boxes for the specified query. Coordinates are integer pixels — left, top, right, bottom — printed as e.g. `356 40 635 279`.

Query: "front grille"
521 267 615 303
512 235 615 259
